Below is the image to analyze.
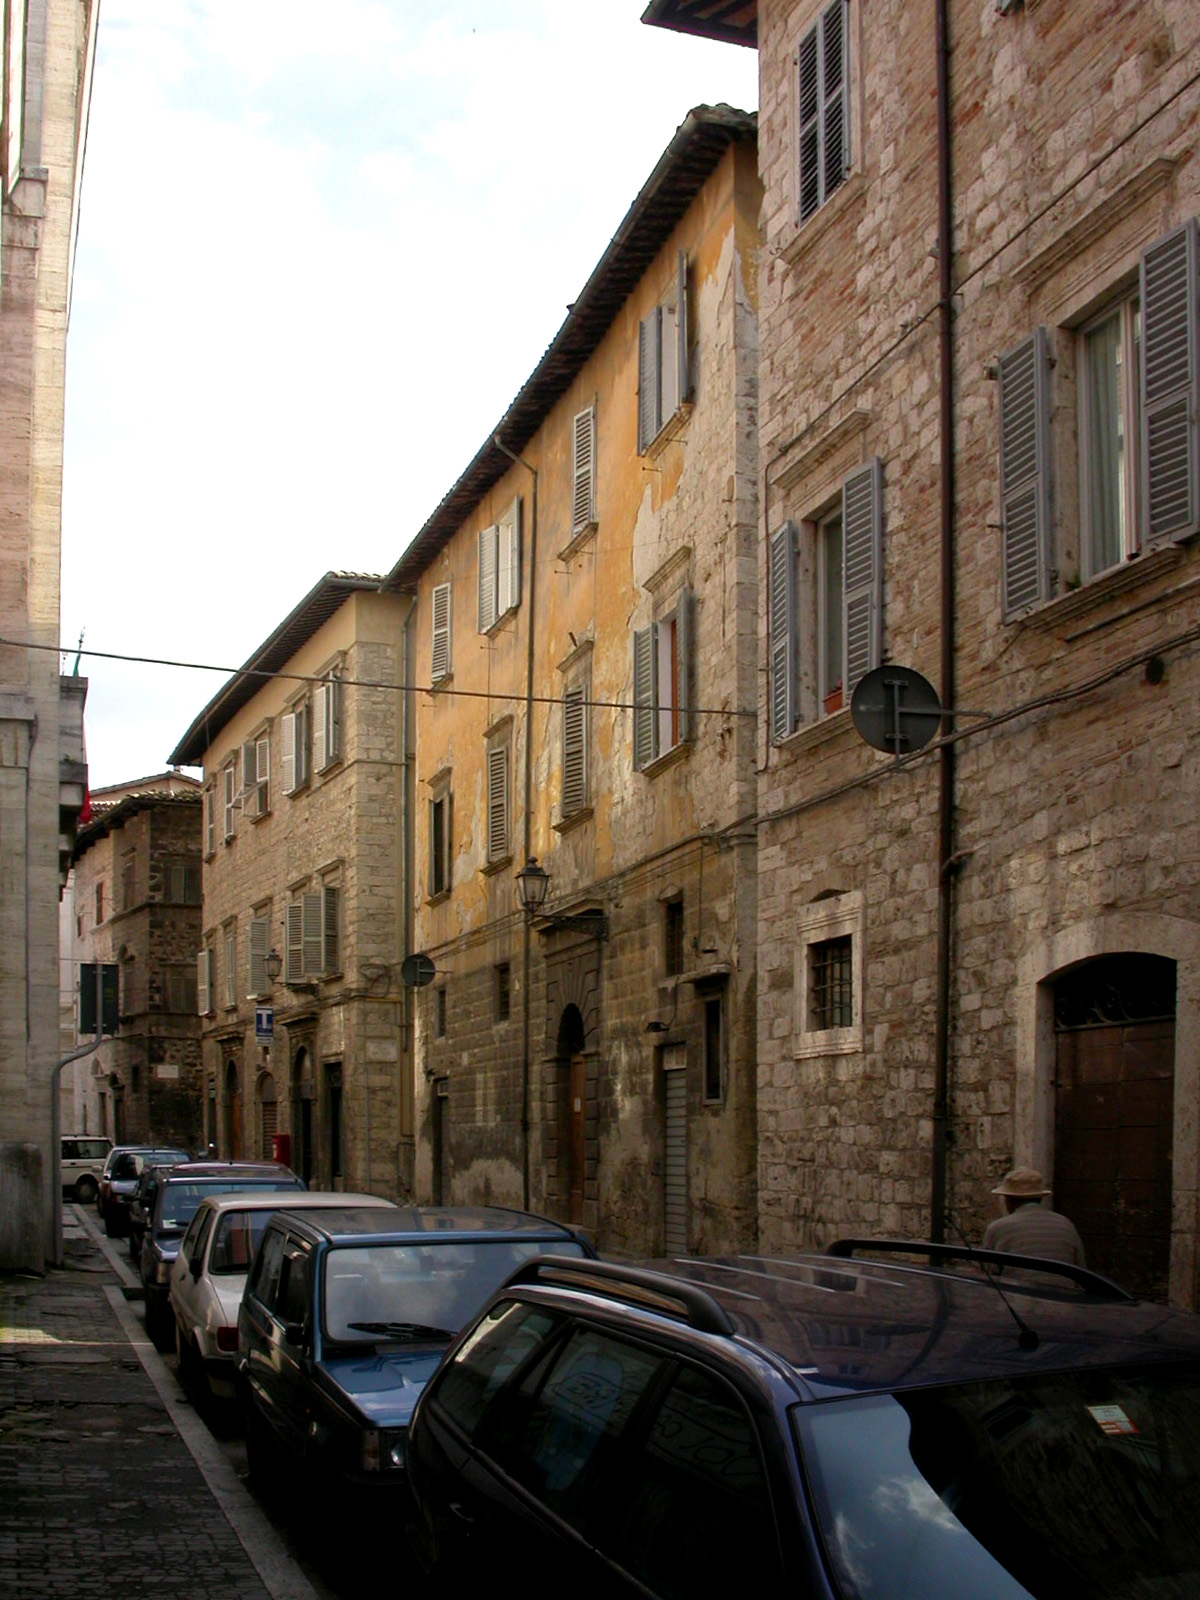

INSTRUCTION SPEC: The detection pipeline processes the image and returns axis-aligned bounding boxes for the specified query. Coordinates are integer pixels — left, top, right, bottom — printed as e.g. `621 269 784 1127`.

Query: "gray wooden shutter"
769 522 798 743
1141 219 1200 545
572 407 596 533
249 916 269 998
205 785 216 855
197 948 211 1016
432 582 452 680
498 499 521 616
285 902 303 985
322 885 339 974
999 327 1051 616
478 525 497 632
562 686 587 815
675 249 689 406
281 713 296 795
225 929 236 1006
302 892 323 977
798 24 821 222
675 589 692 745
842 457 883 699
294 702 309 787
242 741 257 817
223 765 236 839
256 736 270 813
487 745 509 861
633 624 658 770
822 0 849 200
638 311 660 453
324 677 342 766
312 684 326 771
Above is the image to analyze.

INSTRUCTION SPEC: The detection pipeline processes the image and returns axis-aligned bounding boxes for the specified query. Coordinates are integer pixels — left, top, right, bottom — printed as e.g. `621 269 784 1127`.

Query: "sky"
60 1 758 790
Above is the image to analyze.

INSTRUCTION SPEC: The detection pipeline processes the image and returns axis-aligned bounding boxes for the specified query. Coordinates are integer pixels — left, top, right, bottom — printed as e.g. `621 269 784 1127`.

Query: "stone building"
170 574 410 1198
646 2 1200 1304
381 106 762 1257
66 773 205 1149
1 0 97 1267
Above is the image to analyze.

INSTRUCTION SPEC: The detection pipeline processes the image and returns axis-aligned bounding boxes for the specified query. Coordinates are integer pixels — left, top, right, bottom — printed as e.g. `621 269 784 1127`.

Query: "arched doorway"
292 1047 314 1185
556 1005 586 1225
1054 953 1175 1300
257 1072 277 1161
224 1060 242 1159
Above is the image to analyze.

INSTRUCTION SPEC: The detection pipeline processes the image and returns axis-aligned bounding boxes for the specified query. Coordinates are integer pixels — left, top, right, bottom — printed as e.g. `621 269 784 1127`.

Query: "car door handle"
448 1502 475 1526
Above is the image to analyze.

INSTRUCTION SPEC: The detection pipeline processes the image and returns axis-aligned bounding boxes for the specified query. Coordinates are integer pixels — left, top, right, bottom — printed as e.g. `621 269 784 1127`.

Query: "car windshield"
795 1361 1200 1600
209 1210 274 1274
323 1238 586 1345
159 1180 300 1231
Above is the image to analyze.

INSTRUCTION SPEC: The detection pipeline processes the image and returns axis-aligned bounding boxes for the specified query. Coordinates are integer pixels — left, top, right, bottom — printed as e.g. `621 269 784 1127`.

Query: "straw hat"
991 1165 1051 1199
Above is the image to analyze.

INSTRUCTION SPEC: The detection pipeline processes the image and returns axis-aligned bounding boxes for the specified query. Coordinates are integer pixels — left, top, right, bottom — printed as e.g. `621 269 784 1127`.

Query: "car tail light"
216 1326 239 1352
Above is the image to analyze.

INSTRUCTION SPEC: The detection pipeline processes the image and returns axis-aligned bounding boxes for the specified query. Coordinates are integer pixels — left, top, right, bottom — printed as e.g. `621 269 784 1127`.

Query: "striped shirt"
983 1202 1086 1266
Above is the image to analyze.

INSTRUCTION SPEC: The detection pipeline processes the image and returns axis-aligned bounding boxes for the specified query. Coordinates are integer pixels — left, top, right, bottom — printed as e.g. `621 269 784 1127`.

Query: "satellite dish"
399 953 437 989
851 666 943 755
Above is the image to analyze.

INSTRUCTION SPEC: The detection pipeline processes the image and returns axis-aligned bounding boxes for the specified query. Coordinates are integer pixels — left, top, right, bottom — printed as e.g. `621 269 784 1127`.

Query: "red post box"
271 1132 292 1168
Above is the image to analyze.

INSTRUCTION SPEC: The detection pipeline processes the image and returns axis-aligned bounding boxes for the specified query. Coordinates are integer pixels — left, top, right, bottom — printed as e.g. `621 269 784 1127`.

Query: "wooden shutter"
478 524 498 632
769 523 798 743
205 786 216 856
674 590 692 745
320 677 341 769
242 741 258 818
1141 220 1200 545
562 686 587 816
302 892 323 977
572 407 596 534
281 713 296 795
842 457 883 699
633 624 658 770
285 901 304 985
322 885 340 974
638 310 660 453
487 745 509 862
249 917 269 998
224 929 236 1006
294 702 309 788
675 250 689 407
312 685 326 772
432 582 452 680
256 737 270 813
197 948 211 1016
799 0 850 223
999 327 1051 616
223 765 236 839
497 499 521 617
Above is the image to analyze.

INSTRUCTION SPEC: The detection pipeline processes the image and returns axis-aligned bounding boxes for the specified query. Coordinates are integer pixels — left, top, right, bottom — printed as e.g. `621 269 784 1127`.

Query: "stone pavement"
0 1206 318 1600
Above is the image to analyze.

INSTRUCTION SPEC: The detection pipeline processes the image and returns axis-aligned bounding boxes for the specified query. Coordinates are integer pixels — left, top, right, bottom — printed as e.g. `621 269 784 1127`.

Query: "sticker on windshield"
1088 1404 1138 1435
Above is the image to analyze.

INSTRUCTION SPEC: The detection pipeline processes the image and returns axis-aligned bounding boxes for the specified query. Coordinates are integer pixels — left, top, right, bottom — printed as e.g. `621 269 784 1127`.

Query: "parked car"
170 1191 393 1403
127 1160 180 1265
140 1161 305 1347
238 1205 595 1496
98 1145 189 1236
60 1135 113 1204
406 1241 1200 1598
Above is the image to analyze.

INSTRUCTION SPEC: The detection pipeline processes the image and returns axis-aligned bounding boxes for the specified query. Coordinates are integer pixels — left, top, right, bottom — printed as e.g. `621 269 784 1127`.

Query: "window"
281 699 311 794
248 914 270 998
223 763 237 841
794 890 863 1058
313 674 341 773
486 737 510 865
95 881 105 924
572 405 596 536
665 899 685 978
703 993 724 1101
121 853 135 912
495 962 511 1023
1001 219 1200 614
561 683 588 819
769 457 883 741
435 986 447 1039
429 784 452 898
163 966 198 1014
478 498 522 633
633 591 692 770
798 0 851 224
431 581 452 682
638 251 689 453
197 947 213 1016
223 925 237 1008
165 859 201 904
285 885 340 984
810 935 853 1029
242 735 270 819
204 784 216 857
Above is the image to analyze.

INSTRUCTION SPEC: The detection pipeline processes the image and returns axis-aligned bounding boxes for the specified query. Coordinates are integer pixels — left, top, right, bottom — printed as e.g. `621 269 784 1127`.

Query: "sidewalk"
0 1205 319 1600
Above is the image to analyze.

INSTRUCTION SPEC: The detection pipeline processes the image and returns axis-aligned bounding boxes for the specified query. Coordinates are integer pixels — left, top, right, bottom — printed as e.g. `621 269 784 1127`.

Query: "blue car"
237 1205 594 1492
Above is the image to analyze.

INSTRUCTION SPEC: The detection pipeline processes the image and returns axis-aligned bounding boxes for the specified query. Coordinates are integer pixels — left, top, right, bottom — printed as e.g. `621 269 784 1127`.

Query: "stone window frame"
792 890 863 1059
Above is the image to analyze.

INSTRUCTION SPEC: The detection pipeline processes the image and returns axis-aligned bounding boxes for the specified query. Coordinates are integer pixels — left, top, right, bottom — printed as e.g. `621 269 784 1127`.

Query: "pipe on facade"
399 593 418 1175
492 435 538 1211
932 0 956 1244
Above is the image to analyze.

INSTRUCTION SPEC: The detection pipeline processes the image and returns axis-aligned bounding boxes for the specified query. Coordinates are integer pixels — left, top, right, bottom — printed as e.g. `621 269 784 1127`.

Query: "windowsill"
779 171 867 268
642 401 693 460
481 606 519 639
558 525 597 563
427 888 451 907
638 740 692 779
553 806 593 836
481 854 513 878
430 673 454 693
774 705 853 756
1013 542 1186 637
794 1024 862 1060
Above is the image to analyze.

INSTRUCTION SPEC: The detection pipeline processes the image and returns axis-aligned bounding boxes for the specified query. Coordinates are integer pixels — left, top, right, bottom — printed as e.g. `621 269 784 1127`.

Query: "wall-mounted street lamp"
265 948 283 984
516 858 608 939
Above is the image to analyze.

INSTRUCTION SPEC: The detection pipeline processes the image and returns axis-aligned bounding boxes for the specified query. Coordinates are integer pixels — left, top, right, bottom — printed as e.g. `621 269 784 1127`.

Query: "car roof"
160 1161 298 1183
502 1251 1200 1400
192 1191 396 1218
272 1204 584 1247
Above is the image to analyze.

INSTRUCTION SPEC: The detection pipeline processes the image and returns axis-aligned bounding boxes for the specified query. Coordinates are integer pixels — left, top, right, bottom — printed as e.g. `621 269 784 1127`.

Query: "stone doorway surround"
1015 912 1200 1310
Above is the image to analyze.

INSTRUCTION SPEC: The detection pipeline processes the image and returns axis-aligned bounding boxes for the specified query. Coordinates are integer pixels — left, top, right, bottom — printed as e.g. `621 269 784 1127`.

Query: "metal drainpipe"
399 593 417 1187
932 0 956 1244
492 436 538 1211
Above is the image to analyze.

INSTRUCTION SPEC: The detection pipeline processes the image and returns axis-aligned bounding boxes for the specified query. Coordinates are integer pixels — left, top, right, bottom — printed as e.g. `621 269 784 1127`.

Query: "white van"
61 1135 113 1203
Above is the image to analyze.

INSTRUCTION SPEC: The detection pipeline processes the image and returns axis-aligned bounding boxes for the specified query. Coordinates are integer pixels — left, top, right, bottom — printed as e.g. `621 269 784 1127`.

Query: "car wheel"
74 1175 98 1205
144 1296 171 1351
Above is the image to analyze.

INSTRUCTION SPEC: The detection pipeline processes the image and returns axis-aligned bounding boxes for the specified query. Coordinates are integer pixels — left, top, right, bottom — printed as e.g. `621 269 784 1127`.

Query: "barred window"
810 935 853 1030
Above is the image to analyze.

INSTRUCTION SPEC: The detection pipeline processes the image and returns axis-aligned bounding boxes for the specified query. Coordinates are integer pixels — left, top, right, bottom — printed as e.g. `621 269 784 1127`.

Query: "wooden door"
568 1054 586 1225
663 1045 688 1256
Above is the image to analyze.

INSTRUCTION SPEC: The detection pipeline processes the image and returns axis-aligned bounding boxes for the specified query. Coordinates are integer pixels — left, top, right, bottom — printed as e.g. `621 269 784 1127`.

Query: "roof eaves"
380 104 756 594
640 0 759 48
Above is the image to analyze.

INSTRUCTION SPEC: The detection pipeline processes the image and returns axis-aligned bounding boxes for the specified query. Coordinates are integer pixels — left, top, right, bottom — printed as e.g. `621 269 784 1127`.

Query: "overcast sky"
60 1 758 790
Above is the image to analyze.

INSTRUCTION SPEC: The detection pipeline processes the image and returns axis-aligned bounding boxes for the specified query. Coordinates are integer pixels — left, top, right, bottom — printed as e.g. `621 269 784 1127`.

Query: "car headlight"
361 1429 406 1472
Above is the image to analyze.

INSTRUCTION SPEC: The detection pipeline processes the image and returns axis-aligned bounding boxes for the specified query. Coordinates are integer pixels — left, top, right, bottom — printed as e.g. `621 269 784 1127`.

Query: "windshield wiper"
346 1320 454 1341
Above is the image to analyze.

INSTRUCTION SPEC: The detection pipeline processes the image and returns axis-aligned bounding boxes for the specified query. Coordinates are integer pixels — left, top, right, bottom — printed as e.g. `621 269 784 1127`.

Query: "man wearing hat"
983 1166 1086 1265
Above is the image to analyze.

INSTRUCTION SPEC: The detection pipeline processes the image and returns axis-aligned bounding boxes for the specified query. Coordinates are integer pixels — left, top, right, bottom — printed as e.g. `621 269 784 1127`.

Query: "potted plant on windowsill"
823 685 844 715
